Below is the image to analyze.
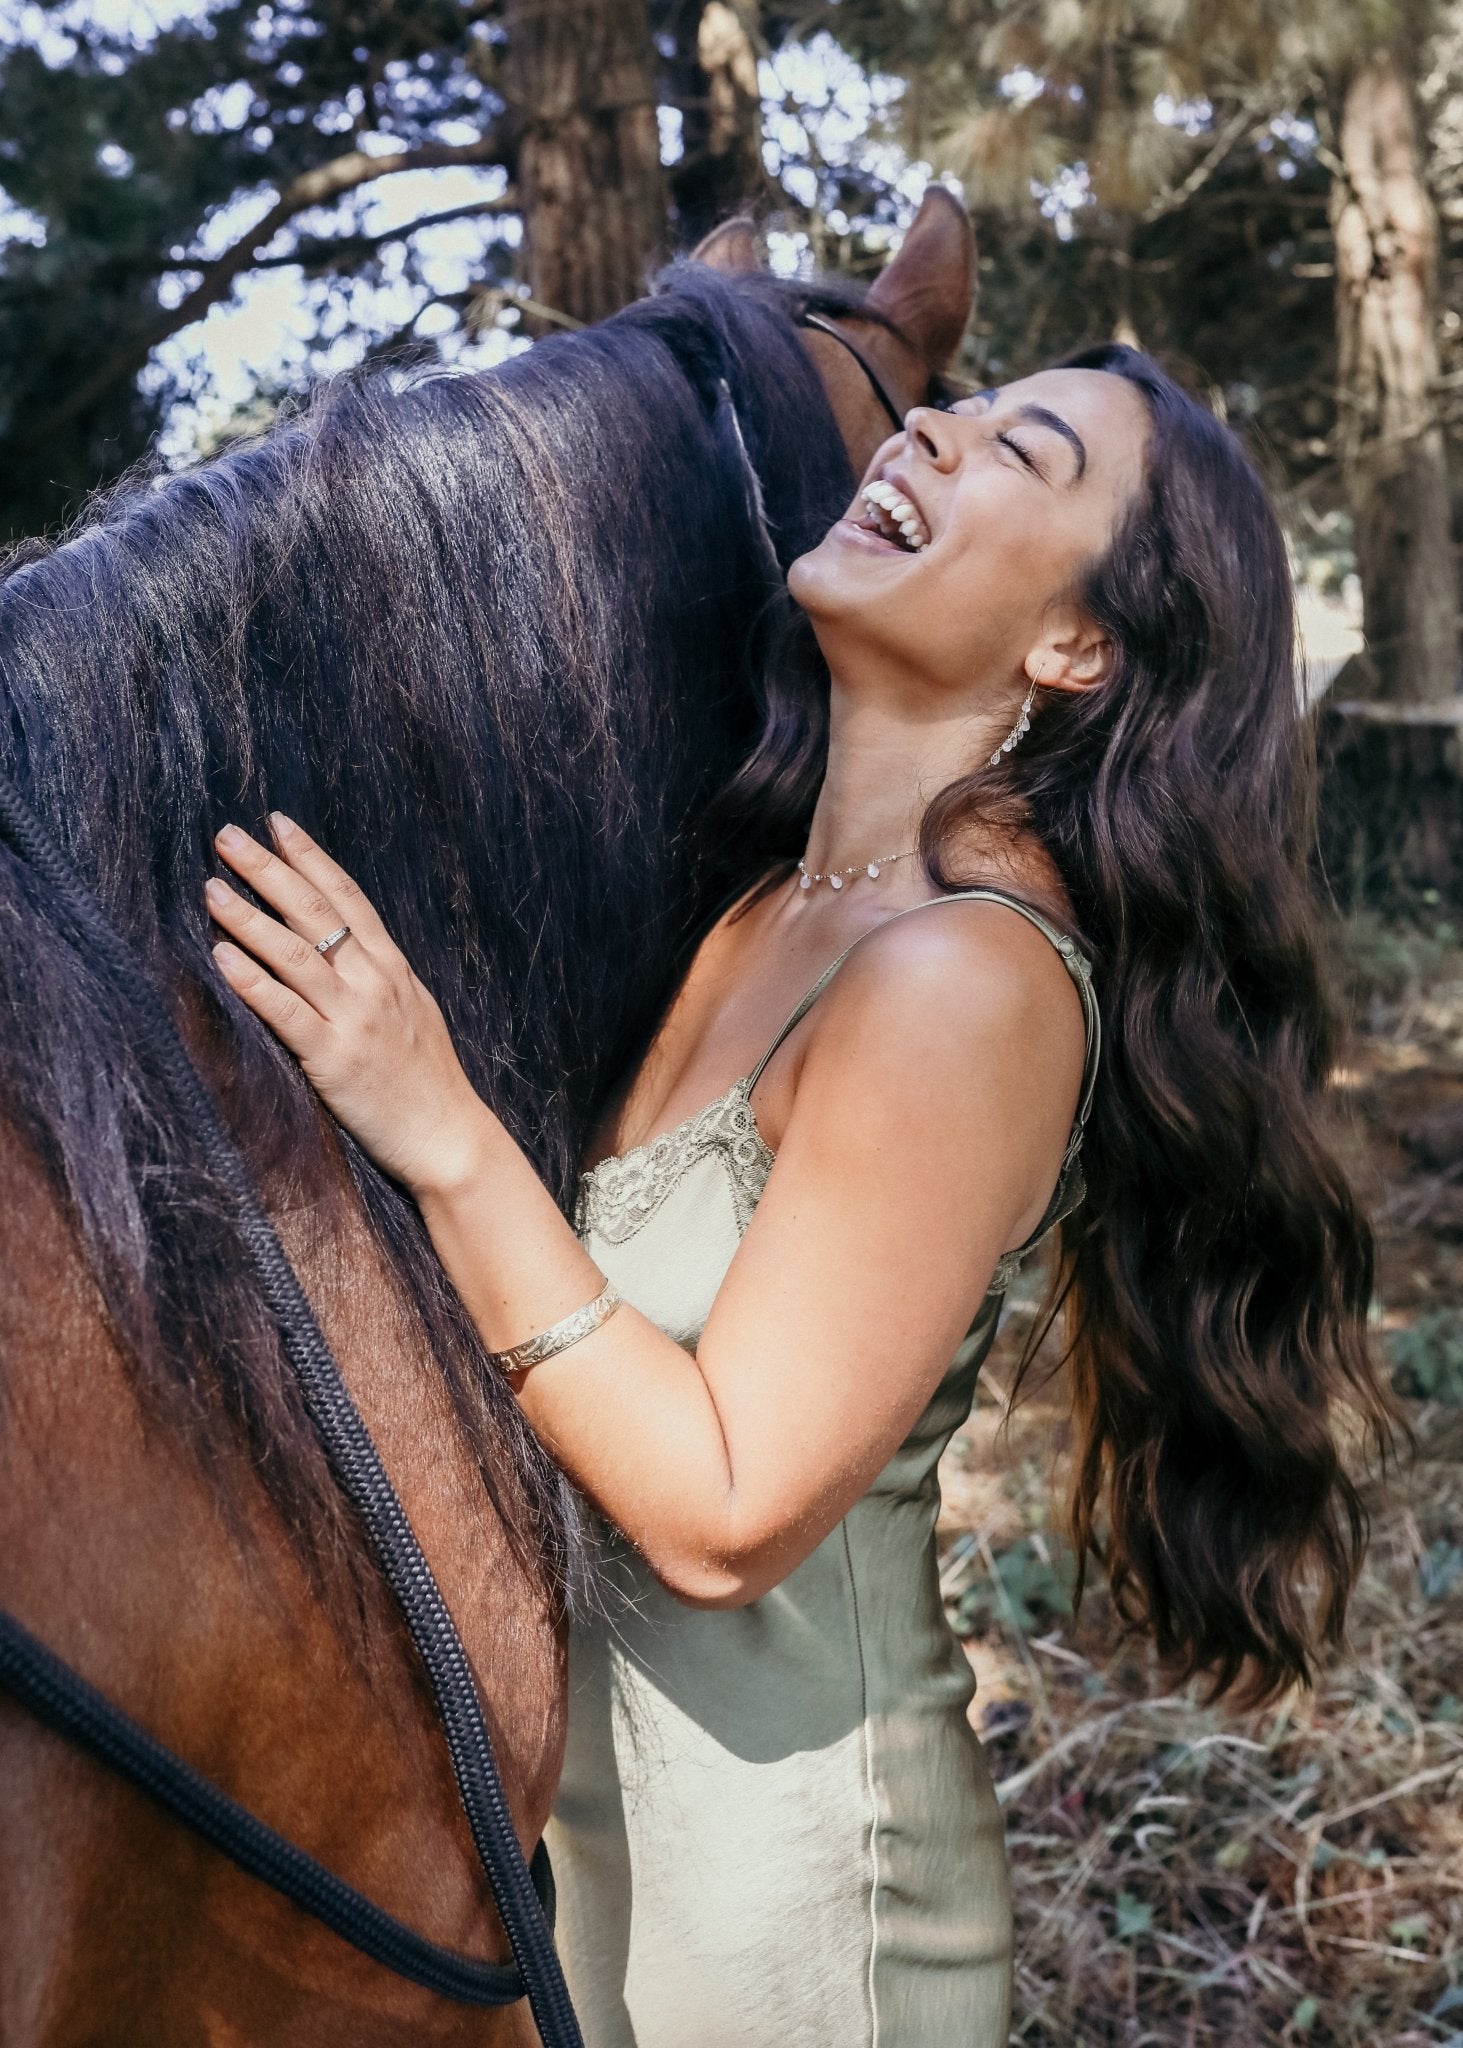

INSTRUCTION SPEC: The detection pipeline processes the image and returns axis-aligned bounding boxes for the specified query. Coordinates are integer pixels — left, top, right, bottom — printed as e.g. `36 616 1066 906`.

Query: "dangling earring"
990 665 1043 767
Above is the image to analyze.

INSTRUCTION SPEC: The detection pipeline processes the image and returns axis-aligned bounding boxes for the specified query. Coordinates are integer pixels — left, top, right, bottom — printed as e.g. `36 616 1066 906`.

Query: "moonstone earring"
990 667 1042 767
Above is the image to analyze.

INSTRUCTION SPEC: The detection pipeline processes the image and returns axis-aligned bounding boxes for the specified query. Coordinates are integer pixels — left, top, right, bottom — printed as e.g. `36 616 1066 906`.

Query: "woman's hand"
206 814 491 1195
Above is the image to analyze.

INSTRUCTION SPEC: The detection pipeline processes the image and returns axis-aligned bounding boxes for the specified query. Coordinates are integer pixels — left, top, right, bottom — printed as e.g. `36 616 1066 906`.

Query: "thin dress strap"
746 888 1100 1130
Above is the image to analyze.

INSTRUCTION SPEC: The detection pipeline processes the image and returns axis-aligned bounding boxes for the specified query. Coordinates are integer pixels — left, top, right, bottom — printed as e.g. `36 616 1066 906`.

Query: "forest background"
1 0 1460 2041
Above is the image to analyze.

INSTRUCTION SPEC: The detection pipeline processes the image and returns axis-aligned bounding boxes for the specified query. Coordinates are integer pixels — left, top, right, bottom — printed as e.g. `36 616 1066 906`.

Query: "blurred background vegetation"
3 0 1461 903
1 2 1459 2039
948 904 1462 2044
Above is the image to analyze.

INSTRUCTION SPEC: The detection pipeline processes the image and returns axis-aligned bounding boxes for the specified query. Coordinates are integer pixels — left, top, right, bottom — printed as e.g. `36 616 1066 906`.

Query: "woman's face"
787 367 1151 696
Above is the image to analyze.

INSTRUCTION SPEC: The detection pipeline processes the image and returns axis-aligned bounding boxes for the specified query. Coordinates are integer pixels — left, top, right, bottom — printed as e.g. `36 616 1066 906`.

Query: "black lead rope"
0 1611 550 2008
0 768 584 2047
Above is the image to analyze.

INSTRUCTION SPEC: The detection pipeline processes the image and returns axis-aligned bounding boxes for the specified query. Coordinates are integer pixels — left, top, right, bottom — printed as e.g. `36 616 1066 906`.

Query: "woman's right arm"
419 901 1085 1605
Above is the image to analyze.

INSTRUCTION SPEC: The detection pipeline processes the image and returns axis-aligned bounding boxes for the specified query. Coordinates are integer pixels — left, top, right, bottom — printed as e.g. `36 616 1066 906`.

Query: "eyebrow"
974 388 1088 481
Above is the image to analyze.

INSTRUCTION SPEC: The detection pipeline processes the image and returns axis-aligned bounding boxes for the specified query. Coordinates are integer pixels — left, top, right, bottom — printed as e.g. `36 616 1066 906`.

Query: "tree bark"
657 1 766 245
504 0 668 327
1330 48 1459 705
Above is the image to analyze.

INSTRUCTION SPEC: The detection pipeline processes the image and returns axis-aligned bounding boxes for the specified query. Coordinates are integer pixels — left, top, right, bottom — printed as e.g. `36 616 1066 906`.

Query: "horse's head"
0 223 963 1660
692 189 976 476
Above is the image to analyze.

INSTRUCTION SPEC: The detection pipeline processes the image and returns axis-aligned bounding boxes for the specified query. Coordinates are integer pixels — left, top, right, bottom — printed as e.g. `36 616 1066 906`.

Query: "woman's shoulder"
834 882 1083 1021
755 889 1091 1265
790 887 1089 1141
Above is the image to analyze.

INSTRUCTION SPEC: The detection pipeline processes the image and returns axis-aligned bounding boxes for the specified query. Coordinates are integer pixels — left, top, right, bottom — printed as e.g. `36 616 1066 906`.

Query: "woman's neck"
799 667 1014 880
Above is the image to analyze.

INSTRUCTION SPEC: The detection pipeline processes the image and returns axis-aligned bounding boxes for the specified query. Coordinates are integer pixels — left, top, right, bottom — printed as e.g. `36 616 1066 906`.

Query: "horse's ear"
866 187 975 371
692 216 763 273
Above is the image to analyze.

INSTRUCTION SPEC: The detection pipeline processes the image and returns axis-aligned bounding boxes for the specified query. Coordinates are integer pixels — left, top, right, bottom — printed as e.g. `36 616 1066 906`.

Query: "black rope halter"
797 310 909 435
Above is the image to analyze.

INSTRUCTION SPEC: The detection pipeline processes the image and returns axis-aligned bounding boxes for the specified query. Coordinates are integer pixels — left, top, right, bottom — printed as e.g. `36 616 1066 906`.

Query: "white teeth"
860 478 929 552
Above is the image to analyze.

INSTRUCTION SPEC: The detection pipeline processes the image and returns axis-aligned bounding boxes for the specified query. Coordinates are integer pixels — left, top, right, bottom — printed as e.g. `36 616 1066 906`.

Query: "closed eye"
997 430 1043 477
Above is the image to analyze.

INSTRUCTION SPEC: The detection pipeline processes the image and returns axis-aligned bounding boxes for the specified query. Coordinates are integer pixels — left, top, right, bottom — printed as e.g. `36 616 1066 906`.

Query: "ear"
866 188 976 371
692 216 763 273
1028 607 1113 694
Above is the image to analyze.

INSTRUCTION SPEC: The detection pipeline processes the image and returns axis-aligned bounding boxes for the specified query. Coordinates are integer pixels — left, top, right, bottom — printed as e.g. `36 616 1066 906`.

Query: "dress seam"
841 1517 880 2048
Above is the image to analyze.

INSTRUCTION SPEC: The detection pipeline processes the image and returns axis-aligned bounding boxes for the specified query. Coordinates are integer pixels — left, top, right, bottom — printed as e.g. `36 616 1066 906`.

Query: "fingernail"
268 810 295 839
217 823 245 849
204 878 230 907
212 941 243 967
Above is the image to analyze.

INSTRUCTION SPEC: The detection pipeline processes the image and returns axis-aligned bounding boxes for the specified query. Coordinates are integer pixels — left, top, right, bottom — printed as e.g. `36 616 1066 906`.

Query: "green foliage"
1418 1540 1463 1600
1387 1310 1463 1405
1113 1889 1153 1939
1389 1912 1433 1948
0 0 502 536
780 0 1358 488
949 1533 1076 1637
3 0 1459 587
1337 909 1460 991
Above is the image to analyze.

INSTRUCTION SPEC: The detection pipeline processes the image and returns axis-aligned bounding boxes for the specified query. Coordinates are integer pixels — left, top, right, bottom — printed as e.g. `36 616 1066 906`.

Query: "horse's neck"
0 1119 560 2041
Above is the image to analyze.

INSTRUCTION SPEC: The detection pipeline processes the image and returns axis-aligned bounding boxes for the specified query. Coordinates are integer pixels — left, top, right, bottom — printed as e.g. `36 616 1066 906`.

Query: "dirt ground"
936 915 1463 2046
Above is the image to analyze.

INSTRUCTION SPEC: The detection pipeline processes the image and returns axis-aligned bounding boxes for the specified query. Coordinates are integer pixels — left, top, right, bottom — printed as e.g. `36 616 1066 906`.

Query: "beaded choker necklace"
796 846 917 892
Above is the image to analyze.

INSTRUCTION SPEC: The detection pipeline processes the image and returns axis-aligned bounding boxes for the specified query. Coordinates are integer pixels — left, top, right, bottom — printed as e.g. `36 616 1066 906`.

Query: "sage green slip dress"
546 888 1101 2048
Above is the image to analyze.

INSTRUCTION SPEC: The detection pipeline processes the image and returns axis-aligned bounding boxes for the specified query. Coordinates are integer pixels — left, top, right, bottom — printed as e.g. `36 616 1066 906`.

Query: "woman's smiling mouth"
856 477 931 553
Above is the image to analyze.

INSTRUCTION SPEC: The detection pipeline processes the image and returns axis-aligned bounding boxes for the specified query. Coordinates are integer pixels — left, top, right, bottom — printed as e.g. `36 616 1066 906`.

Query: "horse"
0 192 974 2046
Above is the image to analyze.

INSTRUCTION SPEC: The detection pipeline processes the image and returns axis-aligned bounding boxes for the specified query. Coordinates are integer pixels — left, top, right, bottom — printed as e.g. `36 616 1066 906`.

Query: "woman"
203 346 1391 2045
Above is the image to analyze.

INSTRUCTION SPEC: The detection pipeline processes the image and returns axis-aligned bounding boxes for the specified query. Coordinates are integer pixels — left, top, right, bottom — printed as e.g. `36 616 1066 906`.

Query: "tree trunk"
657 2 766 245
1317 701 1463 910
1330 48 1459 705
504 0 668 326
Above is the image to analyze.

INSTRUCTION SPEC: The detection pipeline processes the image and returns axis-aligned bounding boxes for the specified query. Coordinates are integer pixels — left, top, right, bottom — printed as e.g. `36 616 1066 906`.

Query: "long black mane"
0 264 852 1596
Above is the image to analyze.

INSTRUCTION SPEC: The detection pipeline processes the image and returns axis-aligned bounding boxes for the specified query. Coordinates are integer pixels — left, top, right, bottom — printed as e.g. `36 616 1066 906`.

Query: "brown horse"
0 195 973 2048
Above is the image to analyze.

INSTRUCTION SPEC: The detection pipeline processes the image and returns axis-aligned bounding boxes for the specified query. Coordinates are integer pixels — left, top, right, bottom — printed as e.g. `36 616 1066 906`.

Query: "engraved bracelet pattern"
488 1277 623 1373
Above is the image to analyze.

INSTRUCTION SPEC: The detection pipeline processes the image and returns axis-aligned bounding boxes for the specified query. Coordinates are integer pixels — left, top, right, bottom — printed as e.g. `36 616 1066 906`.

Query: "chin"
786 535 852 620
785 548 815 608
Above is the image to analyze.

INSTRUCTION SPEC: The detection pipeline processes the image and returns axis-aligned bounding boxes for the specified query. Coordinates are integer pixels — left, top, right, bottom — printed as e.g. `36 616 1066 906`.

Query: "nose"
901 404 960 472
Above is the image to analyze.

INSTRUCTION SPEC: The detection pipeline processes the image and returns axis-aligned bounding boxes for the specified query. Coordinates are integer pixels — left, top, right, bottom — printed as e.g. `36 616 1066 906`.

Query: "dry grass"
937 914 1463 2046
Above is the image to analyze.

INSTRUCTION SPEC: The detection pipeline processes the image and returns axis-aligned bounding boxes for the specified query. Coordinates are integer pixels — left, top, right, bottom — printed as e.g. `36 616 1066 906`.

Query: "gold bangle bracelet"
488 1277 623 1374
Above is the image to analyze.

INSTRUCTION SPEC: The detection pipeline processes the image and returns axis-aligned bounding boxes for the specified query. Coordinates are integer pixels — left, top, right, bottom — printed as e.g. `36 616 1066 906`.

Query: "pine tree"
0 0 515 538
1331 37 1457 702
806 0 1460 706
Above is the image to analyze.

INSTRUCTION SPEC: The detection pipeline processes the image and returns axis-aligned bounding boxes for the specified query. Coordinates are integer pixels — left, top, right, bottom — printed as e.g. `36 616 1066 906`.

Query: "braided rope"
0 768 582 2044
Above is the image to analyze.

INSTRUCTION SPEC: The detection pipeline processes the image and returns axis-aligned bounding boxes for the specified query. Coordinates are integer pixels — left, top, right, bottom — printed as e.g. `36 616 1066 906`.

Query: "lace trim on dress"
576 1071 1087 1293
574 1076 775 1247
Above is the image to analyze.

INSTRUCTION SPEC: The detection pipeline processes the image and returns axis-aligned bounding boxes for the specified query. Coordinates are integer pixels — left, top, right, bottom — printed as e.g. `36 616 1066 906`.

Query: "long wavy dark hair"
704 342 1396 1704
0 266 853 1603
